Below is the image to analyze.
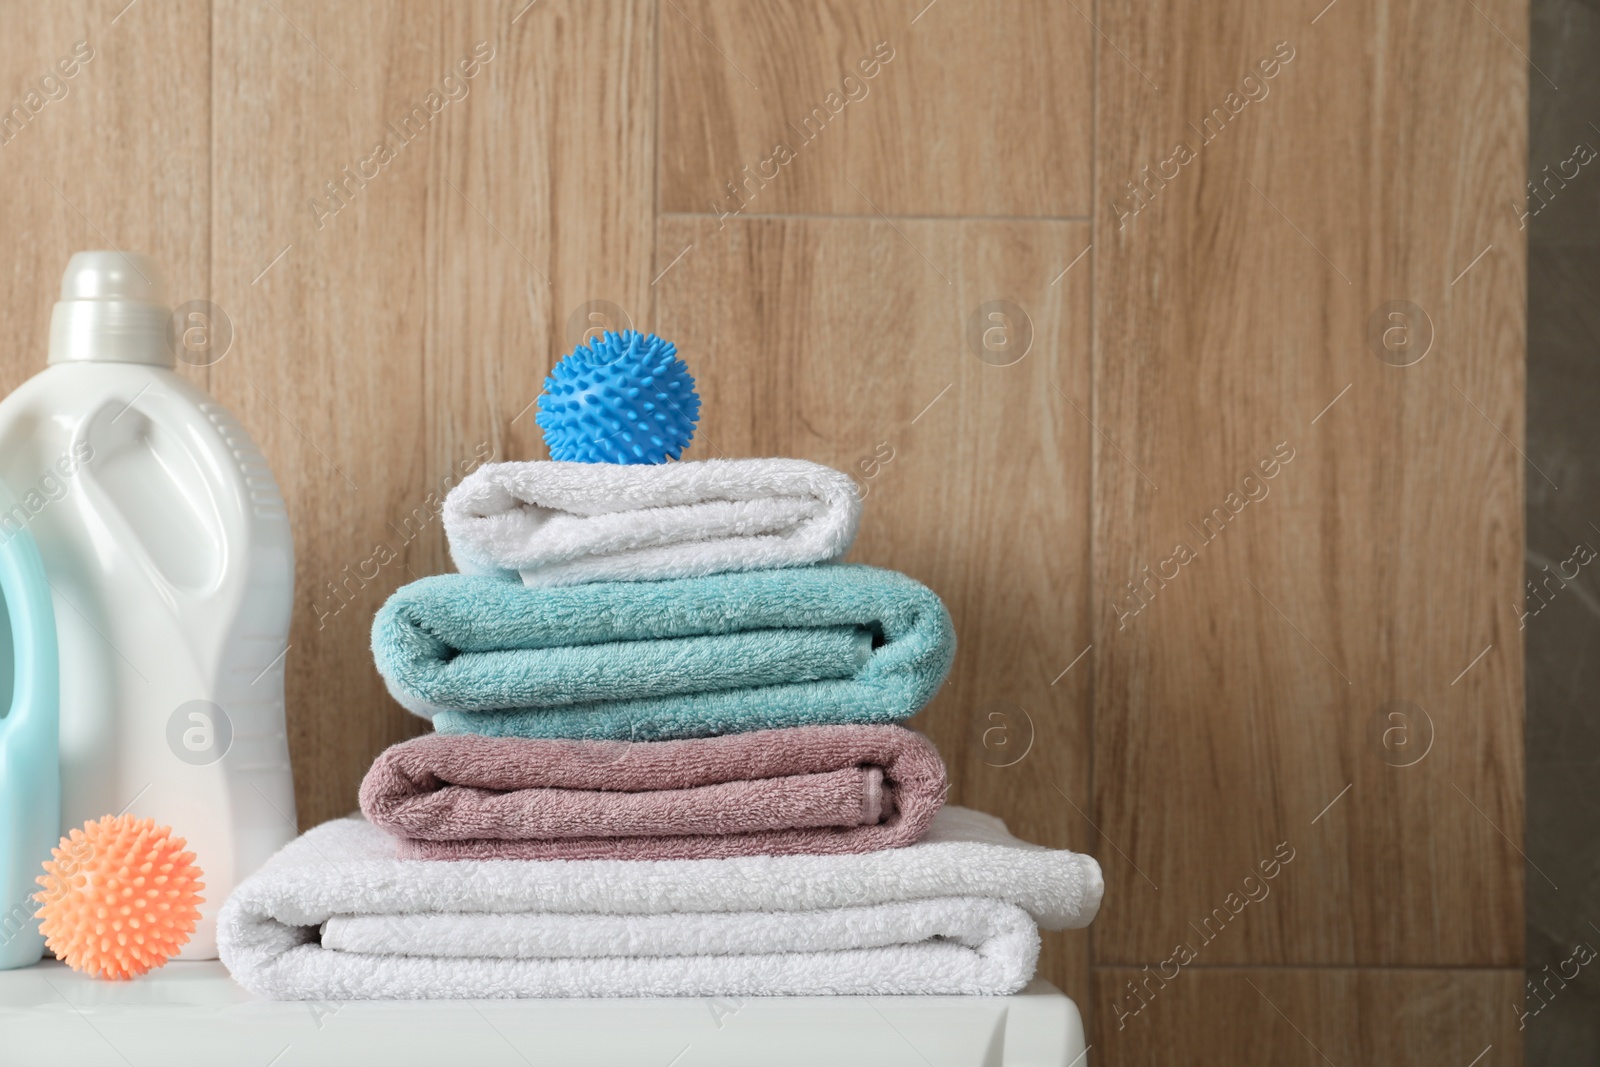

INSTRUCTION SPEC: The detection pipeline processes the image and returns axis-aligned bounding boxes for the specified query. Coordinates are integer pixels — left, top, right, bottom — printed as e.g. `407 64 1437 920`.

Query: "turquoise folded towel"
371 564 955 740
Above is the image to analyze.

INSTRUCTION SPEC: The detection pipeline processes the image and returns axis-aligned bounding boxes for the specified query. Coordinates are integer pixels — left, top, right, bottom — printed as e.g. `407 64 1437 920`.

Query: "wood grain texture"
0 0 210 396
0 0 1531 1055
652 214 1094 1007
1093 0 1526 970
1094 968 1524 1065
658 0 1092 217
209 0 654 828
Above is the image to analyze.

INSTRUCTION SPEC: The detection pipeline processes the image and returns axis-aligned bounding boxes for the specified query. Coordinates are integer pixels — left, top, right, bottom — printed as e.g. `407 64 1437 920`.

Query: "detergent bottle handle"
0 515 58 743
72 376 269 617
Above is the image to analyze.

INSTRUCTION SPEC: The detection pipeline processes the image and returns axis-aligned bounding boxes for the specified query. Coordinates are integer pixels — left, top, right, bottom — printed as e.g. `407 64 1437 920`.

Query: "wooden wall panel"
1094 0 1525 985
658 0 1092 217
0 0 210 396
0 0 1531 1056
210 0 654 828
652 215 1094 1007
1094 968 1524 1065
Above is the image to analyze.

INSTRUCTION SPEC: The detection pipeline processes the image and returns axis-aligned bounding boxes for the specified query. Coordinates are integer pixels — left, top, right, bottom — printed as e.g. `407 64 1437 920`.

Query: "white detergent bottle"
0 252 296 958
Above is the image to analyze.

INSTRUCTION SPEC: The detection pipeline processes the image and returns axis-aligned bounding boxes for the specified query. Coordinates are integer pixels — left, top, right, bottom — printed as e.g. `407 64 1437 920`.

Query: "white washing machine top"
0 960 1087 1066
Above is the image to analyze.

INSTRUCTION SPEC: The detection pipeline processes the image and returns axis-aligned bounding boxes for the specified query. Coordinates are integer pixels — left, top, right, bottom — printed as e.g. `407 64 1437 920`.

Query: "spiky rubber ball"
33 815 204 980
536 330 700 463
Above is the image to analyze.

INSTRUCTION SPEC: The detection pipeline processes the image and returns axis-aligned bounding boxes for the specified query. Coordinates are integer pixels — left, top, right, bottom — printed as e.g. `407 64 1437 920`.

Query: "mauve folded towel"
357 726 947 861
370 563 956 741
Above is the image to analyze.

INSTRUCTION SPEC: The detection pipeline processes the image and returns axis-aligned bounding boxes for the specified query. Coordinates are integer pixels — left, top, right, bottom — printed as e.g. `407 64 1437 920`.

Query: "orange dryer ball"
33 815 205 980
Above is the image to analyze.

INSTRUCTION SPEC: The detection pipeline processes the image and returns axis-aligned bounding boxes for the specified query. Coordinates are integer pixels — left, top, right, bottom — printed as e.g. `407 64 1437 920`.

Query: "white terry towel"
217 807 1103 1000
443 458 862 587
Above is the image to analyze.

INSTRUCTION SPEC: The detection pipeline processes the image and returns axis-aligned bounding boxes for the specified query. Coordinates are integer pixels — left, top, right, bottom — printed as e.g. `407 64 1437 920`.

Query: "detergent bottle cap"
48 251 174 367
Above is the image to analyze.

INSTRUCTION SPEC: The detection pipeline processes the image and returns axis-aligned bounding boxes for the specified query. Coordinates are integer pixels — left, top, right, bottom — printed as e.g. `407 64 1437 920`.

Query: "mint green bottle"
0 477 59 969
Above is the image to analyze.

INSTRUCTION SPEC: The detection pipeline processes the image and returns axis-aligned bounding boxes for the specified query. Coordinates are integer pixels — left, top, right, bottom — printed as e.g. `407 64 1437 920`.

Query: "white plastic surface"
0 253 297 959
0 961 1088 1067
48 251 172 366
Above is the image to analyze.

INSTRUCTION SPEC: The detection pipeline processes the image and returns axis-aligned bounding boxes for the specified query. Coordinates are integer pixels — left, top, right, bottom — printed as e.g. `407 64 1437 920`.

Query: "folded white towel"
321 898 1032 960
217 807 1102 999
443 458 862 587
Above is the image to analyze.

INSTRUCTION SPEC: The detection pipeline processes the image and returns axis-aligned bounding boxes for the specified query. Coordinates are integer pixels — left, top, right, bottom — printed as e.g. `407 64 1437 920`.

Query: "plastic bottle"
0 252 297 959
0 476 58 970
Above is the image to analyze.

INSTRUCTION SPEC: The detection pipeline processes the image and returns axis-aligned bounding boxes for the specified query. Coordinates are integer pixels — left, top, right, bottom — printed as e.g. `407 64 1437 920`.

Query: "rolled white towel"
443 458 862 587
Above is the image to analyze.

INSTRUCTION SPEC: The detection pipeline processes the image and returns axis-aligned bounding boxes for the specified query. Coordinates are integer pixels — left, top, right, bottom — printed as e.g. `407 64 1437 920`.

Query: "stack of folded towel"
218 458 1102 1000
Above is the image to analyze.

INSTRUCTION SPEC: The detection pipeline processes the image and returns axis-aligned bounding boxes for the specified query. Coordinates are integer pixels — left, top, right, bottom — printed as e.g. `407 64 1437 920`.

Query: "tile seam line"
1084 0 1102 1040
658 211 1094 223
1090 963 1525 971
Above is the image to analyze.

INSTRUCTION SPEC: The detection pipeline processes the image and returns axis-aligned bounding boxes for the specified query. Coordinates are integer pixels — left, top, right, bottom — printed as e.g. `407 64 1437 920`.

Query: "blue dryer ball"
535 331 700 464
